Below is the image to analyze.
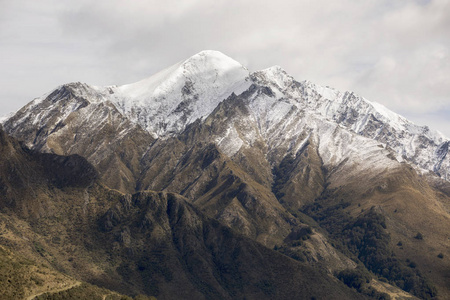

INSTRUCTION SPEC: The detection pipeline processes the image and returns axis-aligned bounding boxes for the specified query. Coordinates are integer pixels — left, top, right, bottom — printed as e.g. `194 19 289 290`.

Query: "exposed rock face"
3 83 153 193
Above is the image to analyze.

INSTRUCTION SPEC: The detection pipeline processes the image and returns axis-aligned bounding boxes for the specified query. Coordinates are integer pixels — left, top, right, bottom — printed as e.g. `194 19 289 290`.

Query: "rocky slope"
3 83 153 193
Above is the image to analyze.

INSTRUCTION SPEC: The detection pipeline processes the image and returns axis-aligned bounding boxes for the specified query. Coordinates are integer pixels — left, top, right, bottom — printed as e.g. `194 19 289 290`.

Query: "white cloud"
0 0 449 136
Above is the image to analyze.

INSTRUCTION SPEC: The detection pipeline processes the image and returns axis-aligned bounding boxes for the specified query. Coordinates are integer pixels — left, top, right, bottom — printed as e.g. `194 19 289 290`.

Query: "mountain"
3 51 448 186
2 50 449 299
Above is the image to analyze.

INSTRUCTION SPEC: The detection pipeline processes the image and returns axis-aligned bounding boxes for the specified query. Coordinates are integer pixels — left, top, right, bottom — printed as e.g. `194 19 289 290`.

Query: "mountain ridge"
3 50 448 180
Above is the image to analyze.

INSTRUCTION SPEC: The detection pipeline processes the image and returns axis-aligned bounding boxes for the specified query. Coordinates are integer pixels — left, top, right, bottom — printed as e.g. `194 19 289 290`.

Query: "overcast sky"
1 0 449 137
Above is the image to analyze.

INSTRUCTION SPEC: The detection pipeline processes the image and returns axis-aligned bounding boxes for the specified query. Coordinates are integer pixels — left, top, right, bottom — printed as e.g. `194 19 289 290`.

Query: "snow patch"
215 125 244 157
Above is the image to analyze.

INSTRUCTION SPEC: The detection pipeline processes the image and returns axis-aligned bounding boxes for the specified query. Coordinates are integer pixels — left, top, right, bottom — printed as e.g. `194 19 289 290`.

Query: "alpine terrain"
1 50 449 300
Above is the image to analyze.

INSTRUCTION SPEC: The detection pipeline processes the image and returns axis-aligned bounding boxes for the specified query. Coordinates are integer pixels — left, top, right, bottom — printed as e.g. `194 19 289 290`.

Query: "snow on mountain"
1 50 448 181
212 75 400 180
105 50 252 137
0 112 13 124
250 66 449 180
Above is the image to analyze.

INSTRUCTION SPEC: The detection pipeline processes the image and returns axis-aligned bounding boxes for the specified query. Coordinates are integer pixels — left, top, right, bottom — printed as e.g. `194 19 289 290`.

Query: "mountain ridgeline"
1 50 449 299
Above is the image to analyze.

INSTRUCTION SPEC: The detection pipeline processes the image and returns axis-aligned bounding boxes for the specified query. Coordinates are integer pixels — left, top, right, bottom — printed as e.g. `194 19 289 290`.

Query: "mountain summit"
107 50 252 137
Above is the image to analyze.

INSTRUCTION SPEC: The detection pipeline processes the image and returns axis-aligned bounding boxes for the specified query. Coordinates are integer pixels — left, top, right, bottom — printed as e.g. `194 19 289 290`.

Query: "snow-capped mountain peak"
116 50 247 99
1 50 448 180
108 50 252 137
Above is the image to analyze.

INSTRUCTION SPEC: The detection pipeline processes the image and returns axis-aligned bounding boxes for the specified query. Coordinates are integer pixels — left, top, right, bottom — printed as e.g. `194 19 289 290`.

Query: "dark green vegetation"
337 268 390 300
303 195 438 300
272 154 296 201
